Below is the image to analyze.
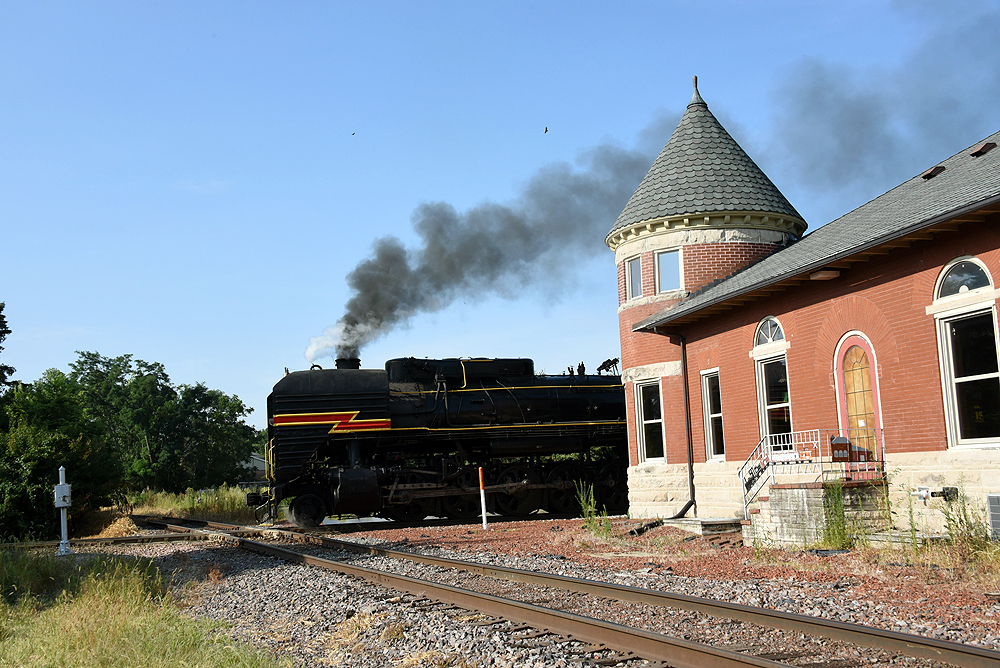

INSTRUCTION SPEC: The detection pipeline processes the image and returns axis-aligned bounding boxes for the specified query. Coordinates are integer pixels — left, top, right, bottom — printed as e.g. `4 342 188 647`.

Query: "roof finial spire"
689 75 704 106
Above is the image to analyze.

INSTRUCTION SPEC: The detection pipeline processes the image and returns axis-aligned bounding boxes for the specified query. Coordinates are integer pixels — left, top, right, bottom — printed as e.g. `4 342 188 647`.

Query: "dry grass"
319 610 384 662
379 621 407 641
94 516 140 539
130 485 259 524
0 552 289 668
851 540 1000 589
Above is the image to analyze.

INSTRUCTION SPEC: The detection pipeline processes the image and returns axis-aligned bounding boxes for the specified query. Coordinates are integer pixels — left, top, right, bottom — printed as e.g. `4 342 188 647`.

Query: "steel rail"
259 524 1000 668
139 513 583 534
186 527 787 668
0 533 223 549
146 518 1000 667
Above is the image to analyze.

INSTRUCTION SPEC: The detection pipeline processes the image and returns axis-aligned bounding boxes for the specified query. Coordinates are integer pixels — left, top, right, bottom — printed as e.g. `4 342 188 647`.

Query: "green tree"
69 352 256 493
0 371 122 540
155 384 256 491
69 352 177 489
0 351 259 539
0 303 16 385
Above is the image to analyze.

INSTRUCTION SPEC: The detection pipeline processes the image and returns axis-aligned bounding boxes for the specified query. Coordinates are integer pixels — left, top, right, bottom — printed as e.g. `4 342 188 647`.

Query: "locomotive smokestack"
335 357 361 370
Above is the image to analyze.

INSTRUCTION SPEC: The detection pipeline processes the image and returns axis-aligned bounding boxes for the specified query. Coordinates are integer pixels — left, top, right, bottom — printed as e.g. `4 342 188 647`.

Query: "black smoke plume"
768 6 1000 209
306 119 677 362
309 7 1000 363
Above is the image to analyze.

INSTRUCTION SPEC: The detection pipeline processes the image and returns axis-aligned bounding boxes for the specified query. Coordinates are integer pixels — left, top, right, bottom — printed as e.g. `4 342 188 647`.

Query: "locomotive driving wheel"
384 472 441 522
442 468 481 520
287 494 328 528
494 464 543 516
545 463 586 514
595 463 629 515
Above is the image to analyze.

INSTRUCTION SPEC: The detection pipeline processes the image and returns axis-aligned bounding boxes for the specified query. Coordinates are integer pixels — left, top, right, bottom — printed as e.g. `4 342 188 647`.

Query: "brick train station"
607 79 1000 543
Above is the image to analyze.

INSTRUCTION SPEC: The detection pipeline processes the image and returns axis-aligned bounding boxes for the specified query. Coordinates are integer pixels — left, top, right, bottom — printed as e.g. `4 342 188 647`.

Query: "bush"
0 421 121 542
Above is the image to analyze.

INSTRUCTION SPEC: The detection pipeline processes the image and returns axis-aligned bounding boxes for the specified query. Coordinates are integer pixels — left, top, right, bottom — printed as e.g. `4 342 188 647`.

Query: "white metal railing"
739 428 886 519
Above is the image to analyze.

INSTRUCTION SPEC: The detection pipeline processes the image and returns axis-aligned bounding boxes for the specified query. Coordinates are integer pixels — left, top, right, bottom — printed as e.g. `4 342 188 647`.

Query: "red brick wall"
683 242 780 293
646 220 1000 467
616 241 781 306
615 240 784 465
624 380 639 465
618 301 683 370
617 259 626 304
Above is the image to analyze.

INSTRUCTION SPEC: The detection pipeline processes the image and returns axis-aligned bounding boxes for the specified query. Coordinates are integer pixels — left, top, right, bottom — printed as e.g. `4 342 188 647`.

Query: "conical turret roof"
607 79 804 239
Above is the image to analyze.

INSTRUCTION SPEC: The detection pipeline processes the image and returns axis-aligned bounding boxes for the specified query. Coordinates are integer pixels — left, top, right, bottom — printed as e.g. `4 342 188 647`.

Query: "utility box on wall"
989 494 1000 540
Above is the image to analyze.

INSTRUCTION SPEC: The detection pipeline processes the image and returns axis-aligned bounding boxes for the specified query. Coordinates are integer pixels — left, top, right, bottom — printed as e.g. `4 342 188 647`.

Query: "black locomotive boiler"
248 356 628 526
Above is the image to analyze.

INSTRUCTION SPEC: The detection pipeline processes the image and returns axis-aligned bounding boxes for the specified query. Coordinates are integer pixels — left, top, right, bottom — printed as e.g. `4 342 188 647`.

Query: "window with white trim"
701 370 724 458
938 260 991 298
756 317 785 346
933 257 1000 446
636 381 664 461
626 256 642 300
656 249 681 293
753 317 792 440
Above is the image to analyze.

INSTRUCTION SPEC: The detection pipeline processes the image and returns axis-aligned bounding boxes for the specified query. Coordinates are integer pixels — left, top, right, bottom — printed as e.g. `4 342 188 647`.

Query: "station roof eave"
632 130 1000 334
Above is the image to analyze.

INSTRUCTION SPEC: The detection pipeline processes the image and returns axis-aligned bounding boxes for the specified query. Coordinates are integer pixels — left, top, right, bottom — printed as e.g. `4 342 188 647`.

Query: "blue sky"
3 1 999 428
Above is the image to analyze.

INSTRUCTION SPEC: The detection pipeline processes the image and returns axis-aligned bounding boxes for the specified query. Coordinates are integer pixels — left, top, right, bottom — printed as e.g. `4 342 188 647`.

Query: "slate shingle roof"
607 83 804 240
633 130 1000 331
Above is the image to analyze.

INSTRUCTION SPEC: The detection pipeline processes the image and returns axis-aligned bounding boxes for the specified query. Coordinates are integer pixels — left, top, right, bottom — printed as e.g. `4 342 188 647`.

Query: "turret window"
636 381 665 462
656 249 681 293
626 256 642 300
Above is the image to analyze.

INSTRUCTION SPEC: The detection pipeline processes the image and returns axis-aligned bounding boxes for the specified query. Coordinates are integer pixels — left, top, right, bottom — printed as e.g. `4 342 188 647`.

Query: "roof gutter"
635 190 1000 332
652 326 696 519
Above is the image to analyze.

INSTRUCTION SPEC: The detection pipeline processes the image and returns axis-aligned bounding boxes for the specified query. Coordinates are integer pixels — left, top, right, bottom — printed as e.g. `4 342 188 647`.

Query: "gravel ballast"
72 516 1000 667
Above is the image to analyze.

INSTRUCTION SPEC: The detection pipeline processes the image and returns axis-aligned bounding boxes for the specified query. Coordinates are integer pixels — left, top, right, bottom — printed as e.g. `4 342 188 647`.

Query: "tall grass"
130 484 259 524
822 480 851 549
574 482 613 539
0 550 287 667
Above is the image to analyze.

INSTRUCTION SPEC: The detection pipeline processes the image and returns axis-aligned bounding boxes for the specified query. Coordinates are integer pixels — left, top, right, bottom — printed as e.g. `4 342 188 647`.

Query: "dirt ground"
336 515 1000 624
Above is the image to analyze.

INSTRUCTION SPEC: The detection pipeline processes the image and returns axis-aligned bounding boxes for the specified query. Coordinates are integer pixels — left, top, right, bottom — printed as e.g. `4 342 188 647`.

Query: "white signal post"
54 466 73 556
479 466 488 530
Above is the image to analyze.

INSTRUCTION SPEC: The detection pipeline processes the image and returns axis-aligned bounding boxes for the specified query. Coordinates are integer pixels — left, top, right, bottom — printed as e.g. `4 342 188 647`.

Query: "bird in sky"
352 132 356 135
544 127 548 133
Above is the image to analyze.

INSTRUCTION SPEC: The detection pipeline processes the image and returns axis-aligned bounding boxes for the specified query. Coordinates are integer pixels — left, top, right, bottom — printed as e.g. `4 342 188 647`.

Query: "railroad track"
10 518 996 666
128 517 1000 668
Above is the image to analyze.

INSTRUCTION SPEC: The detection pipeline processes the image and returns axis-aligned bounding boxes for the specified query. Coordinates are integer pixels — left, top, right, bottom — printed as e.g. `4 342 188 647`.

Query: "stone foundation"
627 460 745 519
743 481 889 547
629 449 1000 539
883 449 1000 533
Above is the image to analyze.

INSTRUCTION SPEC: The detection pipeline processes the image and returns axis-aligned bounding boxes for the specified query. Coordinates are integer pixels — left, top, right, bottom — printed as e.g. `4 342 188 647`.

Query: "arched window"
937 260 992 299
932 257 1000 446
755 317 784 346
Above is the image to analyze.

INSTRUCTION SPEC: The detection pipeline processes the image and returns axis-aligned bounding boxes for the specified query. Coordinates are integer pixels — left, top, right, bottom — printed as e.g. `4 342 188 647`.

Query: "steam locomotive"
247 356 628 526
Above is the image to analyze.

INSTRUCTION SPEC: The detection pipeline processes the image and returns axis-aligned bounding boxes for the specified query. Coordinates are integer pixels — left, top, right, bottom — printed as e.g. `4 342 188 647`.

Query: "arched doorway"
835 333 882 453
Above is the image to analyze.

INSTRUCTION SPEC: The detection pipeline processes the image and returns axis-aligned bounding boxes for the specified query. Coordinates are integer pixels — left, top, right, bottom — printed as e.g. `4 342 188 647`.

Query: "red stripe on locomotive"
272 411 392 432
